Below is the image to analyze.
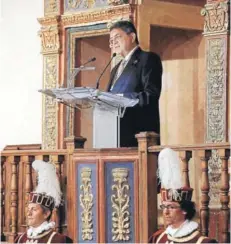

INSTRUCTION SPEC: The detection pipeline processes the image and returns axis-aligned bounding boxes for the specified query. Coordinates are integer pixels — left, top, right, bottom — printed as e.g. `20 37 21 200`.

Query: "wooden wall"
150 26 206 145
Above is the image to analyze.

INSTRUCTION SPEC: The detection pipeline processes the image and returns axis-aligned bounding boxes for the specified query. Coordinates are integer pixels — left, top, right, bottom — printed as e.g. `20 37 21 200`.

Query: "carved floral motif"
208 150 222 207
79 168 94 240
201 1 229 35
111 168 130 241
42 56 58 149
206 38 226 143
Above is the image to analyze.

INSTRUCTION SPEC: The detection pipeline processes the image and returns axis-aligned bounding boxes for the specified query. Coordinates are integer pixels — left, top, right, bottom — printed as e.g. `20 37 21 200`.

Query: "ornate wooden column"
218 149 230 243
9 156 20 243
199 150 212 237
38 0 63 149
201 0 230 209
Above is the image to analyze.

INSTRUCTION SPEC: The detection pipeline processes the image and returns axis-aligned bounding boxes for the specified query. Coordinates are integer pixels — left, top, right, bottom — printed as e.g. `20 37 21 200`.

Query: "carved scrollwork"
42 55 58 149
39 25 60 54
206 38 226 143
62 4 132 26
80 168 94 240
201 1 230 35
45 0 60 16
111 168 130 241
208 150 222 207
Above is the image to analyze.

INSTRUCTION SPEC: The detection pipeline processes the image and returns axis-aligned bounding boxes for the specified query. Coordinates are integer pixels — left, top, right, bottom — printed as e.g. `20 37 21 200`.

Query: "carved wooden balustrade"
1 133 230 243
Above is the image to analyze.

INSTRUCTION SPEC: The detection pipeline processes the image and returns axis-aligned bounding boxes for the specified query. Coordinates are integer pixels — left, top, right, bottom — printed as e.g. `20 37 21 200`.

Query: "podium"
39 87 139 148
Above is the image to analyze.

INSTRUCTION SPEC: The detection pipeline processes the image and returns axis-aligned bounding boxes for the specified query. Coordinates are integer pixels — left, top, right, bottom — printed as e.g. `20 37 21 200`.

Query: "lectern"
39 87 138 148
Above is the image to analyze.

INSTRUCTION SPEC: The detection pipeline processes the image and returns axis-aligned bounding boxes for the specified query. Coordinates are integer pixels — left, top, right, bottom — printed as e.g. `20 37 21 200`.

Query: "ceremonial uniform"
150 148 218 244
15 221 72 243
14 160 72 244
149 220 217 243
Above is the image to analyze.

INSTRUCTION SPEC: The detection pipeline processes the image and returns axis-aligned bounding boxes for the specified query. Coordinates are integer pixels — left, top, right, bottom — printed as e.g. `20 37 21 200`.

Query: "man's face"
109 28 136 57
160 201 186 228
27 203 51 228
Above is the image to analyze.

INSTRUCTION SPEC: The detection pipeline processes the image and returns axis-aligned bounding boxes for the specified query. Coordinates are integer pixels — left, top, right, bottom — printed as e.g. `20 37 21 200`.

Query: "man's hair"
179 200 196 220
110 20 139 44
40 204 52 221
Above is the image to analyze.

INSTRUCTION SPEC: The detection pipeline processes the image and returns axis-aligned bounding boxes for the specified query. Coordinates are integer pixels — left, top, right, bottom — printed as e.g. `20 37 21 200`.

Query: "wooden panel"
139 0 204 31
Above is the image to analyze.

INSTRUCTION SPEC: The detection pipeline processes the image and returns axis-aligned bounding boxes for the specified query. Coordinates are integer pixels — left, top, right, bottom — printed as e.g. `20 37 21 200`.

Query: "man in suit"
107 20 162 147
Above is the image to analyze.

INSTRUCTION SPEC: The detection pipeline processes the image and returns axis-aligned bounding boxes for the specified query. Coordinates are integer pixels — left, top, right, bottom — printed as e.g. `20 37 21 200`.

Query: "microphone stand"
95 53 116 89
68 57 96 88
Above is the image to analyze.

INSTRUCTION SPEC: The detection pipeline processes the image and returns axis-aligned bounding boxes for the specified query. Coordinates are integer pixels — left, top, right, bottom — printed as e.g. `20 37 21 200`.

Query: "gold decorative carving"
42 55 58 149
62 4 131 26
45 0 60 16
208 150 222 207
68 0 96 9
38 16 60 27
39 25 60 54
206 38 226 143
108 0 129 5
111 168 130 241
201 1 230 35
80 168 94 240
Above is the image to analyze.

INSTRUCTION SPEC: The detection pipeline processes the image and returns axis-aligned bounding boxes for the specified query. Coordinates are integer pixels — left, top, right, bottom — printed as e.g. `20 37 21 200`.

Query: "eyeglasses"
109 34 122 47
160 204 181 210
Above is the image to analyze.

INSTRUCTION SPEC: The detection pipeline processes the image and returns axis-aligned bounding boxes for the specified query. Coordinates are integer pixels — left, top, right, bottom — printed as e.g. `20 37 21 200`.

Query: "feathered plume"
32 160 62 207
158 148 183 198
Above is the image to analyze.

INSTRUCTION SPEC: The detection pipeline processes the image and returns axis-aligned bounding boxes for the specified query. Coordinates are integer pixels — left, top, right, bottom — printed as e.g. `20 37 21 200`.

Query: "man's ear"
131 33 136 43
44 210 51 220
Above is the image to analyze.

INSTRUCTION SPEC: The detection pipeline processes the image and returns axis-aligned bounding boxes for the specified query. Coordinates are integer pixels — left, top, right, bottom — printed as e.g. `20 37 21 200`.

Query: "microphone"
95 53 116 89
80 57 96 68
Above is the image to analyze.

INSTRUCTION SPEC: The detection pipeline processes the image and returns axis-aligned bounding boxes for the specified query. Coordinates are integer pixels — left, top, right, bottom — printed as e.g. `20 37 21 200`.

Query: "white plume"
32 160 62 207
158 148 183 190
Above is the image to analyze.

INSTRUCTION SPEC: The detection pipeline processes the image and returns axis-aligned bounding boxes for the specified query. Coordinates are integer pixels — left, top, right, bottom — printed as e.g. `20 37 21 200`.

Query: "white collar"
124 45 139 62
27 221 55 238
166 220 198 237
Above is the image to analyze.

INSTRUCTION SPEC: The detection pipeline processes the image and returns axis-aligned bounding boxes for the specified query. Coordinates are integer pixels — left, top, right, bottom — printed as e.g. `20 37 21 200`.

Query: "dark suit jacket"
107 47 162 147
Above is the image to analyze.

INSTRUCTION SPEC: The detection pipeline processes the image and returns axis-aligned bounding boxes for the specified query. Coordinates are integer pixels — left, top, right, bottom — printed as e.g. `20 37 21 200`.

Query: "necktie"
111 59 127 89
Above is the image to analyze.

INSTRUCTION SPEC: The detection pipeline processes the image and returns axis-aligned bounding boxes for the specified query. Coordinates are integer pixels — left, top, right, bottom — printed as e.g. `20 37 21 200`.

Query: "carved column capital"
38 24 61 54
201 1 230 35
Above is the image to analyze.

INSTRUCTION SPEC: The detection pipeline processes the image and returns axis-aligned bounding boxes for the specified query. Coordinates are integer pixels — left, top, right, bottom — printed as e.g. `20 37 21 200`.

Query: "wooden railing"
1 134 230 243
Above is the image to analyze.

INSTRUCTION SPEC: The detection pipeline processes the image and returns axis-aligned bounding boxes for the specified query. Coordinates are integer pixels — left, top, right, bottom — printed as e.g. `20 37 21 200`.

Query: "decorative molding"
39 25 61 54
44 0 60 16
79 167 94 241
42 55 58 149
38 16 60 26
208 150 222 207
206 38 226 143
62 4 132 27
201 1 230 35
111 168 130 241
